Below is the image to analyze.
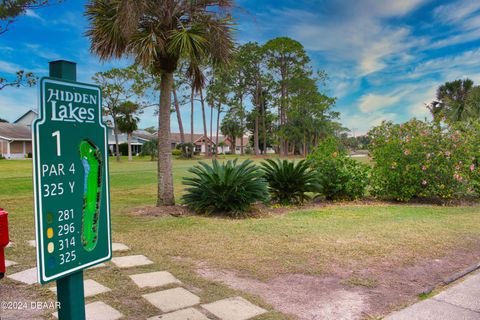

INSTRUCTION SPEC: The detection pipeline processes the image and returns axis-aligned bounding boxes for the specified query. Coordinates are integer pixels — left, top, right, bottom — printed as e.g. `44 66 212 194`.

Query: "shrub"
172 149 182 156
182 159 268 217
261 159 320 204
140 138 158 160
119 142 128 156
308 137 370 200
368 119 480 201
463 121 480 195
177 143 194 158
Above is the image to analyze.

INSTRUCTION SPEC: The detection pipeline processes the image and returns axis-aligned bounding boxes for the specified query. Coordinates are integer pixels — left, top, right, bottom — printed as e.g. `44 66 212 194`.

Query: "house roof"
170 133 204 144
228 136 250 147
169 133 250 147
133 130 155 141
0 123 32 141
107 126 250 147
13 109 38 124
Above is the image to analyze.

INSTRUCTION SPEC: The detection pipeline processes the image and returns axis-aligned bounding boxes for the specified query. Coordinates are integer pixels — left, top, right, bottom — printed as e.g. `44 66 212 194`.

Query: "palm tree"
116 101 140 161
435 79 474 122
86 0 234 206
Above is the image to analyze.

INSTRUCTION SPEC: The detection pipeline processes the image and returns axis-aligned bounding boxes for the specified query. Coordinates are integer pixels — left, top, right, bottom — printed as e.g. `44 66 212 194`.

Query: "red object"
0 208 9 279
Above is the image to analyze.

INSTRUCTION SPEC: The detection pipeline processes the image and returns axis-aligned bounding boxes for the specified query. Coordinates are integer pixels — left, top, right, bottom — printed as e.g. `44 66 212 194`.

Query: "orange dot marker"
47 227 54 239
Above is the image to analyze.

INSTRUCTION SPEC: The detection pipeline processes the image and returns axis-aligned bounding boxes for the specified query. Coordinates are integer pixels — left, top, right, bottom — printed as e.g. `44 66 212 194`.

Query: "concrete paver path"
130 271 181 288
147 307 209 320
111 254 153 268
53 301 123 320
143 287 201 312
386 271 480 320
5 260 17 267
7 267 38 285
50 279 111 298
112 242 130 252
202 296 267 320
1 240 271 320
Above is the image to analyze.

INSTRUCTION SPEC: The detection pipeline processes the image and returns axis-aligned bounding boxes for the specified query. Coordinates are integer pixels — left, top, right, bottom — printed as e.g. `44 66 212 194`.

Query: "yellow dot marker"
47 227 54 239
47 242 54 253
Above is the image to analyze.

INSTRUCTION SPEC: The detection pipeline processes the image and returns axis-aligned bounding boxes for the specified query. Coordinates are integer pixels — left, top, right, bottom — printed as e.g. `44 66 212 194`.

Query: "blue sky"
1 0 480 134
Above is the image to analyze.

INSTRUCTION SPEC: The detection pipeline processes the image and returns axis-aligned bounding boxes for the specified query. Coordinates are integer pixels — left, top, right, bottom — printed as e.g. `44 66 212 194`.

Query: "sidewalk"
385 270 480 320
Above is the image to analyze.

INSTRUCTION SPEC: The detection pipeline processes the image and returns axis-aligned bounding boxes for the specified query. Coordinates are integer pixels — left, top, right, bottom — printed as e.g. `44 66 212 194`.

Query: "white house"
14 109 38 127
6 110 155 157
4 110 260 158
169 133 252 154
107 128 154 155
0 123 32 159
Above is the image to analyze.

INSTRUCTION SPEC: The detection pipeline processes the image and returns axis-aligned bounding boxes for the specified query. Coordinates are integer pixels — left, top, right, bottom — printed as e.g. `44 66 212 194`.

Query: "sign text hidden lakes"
33 78 111 284
47 88 98 123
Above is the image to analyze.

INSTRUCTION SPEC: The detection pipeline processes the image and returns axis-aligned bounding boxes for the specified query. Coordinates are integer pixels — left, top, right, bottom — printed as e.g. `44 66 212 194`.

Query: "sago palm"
85 0 235 206
261 158 321 204
182 159 268 216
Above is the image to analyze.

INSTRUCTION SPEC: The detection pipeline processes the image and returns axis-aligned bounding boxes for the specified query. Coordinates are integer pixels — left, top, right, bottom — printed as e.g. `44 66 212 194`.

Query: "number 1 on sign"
52 131 61 156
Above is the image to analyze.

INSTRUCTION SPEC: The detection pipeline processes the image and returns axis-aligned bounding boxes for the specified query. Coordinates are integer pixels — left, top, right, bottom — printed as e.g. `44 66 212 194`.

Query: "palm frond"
128 27 166 68
85 0 129 60
86 0 235 80
261 159 321 204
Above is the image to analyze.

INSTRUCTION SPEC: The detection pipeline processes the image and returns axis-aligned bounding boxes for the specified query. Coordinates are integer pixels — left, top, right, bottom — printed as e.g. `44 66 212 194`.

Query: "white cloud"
405 86 437 119
358 94 400 113
429 29 480 49
411 49 480 78
433 0 480 25
24 9 45 23
0 61 21 73
427 0 480 48
364 0 428 17
342 83 435 133
24 44 61 60
340 111 398 135
0 86 37 122
271 1 429 76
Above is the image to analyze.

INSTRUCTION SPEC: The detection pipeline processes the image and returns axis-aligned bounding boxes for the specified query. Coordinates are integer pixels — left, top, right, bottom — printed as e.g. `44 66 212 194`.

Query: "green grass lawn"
1 156 479 319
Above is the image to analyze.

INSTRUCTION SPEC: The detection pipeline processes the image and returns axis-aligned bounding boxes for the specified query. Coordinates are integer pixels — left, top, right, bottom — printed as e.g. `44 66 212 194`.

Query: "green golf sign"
33 67 111 285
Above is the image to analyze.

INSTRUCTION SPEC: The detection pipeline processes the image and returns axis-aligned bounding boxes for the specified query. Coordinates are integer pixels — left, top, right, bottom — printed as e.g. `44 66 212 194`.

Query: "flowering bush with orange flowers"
368 119 480 201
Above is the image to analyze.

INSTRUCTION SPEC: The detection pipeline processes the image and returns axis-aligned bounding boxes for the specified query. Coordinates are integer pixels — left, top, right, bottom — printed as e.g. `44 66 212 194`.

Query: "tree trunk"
113 120 121 162
261 98 266 155
216 102 221 157
172 87 185 143
157 72 175 206
190 87 194 144
254 113 260 156
279 60 286 157
199 88 209 157
127 132 132 161
303 130 307 158
210 101 213 152
239 95 244 155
